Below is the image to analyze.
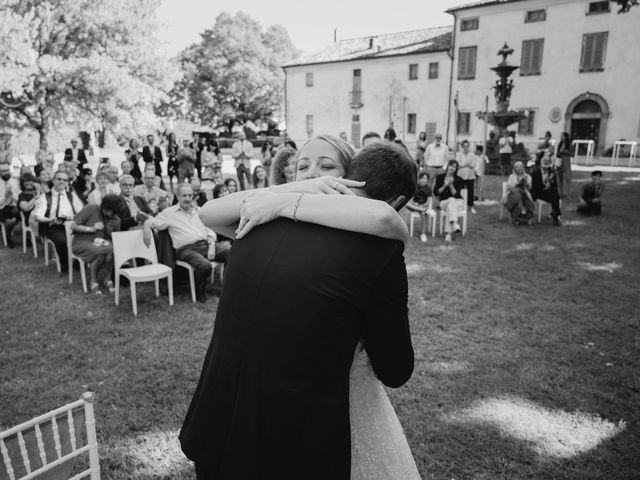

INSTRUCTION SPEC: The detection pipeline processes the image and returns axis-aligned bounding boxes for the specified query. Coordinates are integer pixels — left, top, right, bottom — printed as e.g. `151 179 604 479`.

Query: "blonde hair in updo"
298 134 355 173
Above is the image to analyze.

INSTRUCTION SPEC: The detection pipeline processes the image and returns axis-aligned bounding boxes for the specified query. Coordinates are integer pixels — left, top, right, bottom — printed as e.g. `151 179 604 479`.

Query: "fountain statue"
486 43 525 131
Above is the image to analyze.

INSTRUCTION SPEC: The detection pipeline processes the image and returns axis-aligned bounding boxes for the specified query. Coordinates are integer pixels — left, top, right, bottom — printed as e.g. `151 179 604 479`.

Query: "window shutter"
593 33 607 68
469 47 476 76
521 41 531 72
582 34 595 69
532 39 543 72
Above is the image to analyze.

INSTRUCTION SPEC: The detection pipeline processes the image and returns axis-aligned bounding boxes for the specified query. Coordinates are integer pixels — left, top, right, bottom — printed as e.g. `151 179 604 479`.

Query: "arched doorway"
565 93 609 156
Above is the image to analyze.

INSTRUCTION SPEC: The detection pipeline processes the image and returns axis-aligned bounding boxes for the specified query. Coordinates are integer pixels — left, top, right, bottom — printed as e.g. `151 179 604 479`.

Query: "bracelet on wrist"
292 193 304 222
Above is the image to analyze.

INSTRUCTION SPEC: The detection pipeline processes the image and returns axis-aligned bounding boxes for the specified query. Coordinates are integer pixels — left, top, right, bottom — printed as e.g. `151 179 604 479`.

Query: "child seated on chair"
405 172 434 242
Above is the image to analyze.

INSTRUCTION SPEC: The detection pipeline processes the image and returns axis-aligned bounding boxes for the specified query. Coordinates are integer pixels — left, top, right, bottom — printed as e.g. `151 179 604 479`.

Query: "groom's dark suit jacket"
179 218 414 480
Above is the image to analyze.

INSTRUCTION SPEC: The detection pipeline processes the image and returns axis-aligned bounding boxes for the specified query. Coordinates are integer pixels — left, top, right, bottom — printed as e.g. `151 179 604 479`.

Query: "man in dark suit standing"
142 134 164 177
180 143 417 480
63 139 88 167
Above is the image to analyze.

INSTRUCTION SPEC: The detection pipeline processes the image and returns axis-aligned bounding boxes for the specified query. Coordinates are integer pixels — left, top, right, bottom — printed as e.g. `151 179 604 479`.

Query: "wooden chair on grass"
112 230 173 316
19 212 38 258
64 222 88 293
0 392 100 480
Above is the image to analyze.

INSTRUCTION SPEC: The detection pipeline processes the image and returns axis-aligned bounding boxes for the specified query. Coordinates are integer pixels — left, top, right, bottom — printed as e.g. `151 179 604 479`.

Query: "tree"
164 12 298 128
0 0 174 145
612 0 639 12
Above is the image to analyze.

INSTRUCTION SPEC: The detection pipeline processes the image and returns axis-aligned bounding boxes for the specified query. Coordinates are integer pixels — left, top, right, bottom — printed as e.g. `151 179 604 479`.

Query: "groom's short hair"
345 142 417 211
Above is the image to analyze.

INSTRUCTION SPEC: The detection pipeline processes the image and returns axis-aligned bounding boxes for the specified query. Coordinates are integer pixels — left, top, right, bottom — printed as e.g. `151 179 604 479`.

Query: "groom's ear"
388 195 407 212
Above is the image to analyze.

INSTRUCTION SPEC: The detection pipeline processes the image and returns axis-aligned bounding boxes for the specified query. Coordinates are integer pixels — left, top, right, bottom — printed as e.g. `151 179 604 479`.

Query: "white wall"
285 51 451 149
450 0 640 152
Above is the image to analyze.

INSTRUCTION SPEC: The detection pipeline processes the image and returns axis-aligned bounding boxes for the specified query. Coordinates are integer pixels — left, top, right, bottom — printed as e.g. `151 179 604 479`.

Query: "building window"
517 110 536 135
407 114 417 134
350 69 363 106
409 64 418 80
305 115 313 138
458 46 477 79
587 1 610 13
305 72 314 87
457 112 470 135
520 39 544 75
525 9 546 22
580 32 608 72
428 62 439 79
352 114 360 122
460 17 479 31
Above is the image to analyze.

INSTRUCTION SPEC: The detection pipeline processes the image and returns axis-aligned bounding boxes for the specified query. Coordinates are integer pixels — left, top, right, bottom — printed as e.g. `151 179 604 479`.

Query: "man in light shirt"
118 174 153 230
424 133 449 185
133 170 169 214
143 183 226 302
231 131 253 191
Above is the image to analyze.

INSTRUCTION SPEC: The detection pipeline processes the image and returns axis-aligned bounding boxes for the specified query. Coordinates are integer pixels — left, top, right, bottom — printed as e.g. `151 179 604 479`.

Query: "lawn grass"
1 170 639 479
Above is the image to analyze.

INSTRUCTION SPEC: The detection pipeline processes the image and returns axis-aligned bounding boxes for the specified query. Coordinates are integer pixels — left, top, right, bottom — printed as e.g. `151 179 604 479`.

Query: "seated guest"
121 160 142 185
190 178 208 207
405 171 433 242
73 167 94 204
433 159 465 243
128 138 143 181
63 138 88 166
269 146 296 186
362 131 381 147
577 170 605 216
177 139 196 183
133 169 170 214
531 147 562 225
505 161 535 225
18 172 38 228
87 171 111 205
0 161 20 247
107 165 121 195
143 183 228 302
37 168 52 194
118 174 152 230
71 194 125 294
224 178 238 194
252 165 269 189
212 184 228 200
33 169 84 272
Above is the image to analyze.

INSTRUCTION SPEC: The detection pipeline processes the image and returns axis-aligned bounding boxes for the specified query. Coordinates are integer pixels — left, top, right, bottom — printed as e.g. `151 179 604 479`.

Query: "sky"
156 0 464 56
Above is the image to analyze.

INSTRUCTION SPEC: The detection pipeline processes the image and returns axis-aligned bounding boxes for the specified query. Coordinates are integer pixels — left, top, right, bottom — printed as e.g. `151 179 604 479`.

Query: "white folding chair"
0 392 100 480
64 222 88 293
43 237 62 273
536 199 550 222
175 260 197 303
499 181 509 221
20 212 38 258
408 197 433 238
211 261 225 285
0 222 7 247
435 189 468 236
112 230 173 316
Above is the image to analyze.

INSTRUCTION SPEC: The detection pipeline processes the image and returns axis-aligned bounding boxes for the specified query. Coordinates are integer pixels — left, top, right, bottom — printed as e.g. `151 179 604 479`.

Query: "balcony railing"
349 90 363 108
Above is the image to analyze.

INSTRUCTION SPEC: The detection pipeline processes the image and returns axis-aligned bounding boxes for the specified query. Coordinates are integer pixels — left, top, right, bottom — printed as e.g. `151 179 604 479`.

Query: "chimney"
369 37 374 49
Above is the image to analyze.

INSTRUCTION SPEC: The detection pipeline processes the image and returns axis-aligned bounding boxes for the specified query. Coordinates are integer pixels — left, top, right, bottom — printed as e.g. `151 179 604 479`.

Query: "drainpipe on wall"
445 14 457 146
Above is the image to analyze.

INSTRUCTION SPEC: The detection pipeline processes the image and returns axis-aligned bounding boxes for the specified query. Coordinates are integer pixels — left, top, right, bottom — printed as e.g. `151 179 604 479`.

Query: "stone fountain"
486 43 525 131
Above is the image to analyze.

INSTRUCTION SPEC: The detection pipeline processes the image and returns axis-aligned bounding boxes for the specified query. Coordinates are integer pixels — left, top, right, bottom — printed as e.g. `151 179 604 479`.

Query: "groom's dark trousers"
179 219 414 480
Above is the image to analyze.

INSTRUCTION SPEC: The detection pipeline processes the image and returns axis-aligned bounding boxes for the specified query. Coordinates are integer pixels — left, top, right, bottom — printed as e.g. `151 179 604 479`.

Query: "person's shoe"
552 216 562 226
470 207 477 214
104 281 116 294
90 282 103 295
445 233 452 243
420 233 428 243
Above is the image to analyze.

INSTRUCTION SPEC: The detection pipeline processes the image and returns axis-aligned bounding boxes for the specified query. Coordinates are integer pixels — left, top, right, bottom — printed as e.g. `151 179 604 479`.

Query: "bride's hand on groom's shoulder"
272 176 365 195
235 190 290 239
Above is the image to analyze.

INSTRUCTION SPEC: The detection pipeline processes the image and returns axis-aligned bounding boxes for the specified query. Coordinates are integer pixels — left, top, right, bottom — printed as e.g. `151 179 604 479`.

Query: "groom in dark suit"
179 143 417 480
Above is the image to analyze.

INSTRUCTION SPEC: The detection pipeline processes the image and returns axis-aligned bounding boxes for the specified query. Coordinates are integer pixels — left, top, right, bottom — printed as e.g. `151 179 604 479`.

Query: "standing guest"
63 139 88 167
415 132 427 168
87 171 111 206
201 139 222 200
269 147 297 186
473 145 489 201
0 139 12 164
191 133 205 180
433 159 465 243
70 167 92 204
143 183 226 303
251 165 269 190
232 131 253 190
383 128 397 143
224 178 238 194
128 138 143 181
34 140 55 177
556 132 573 198
0 162 20 247
143 134 164 177
177 139 197 183
33 169 84 271
424 133 448 184
120 160 142 185
456 140 477 213
577 170 605 216
405 171 433 242
107 165 121 195
284 139 298 150
505 161 534 225
118 174 152 230
133 170 170 214
71 194 125 294
531 147 562 225
166 132 180 193
18 172 39 225
535 131 553 166
485 130 499 167
260 139 275 174
498 130 515 176
362 131 381 147
37 168 52 195
212 184 229 200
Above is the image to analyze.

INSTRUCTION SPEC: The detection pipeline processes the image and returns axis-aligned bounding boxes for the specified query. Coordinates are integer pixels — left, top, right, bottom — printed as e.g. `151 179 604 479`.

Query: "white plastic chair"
211 261 225 285
43 237 62 273
64 222 88 293
0 392 100 480
499 181 509 221
177 260 225 302
0 222 7 247
20 212 38 258
408 197 433 238
435 189 468 236
112 230 173 316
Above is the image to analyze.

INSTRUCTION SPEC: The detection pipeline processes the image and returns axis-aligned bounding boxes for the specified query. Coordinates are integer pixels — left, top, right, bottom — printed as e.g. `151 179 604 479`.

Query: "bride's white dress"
349 343 421 480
